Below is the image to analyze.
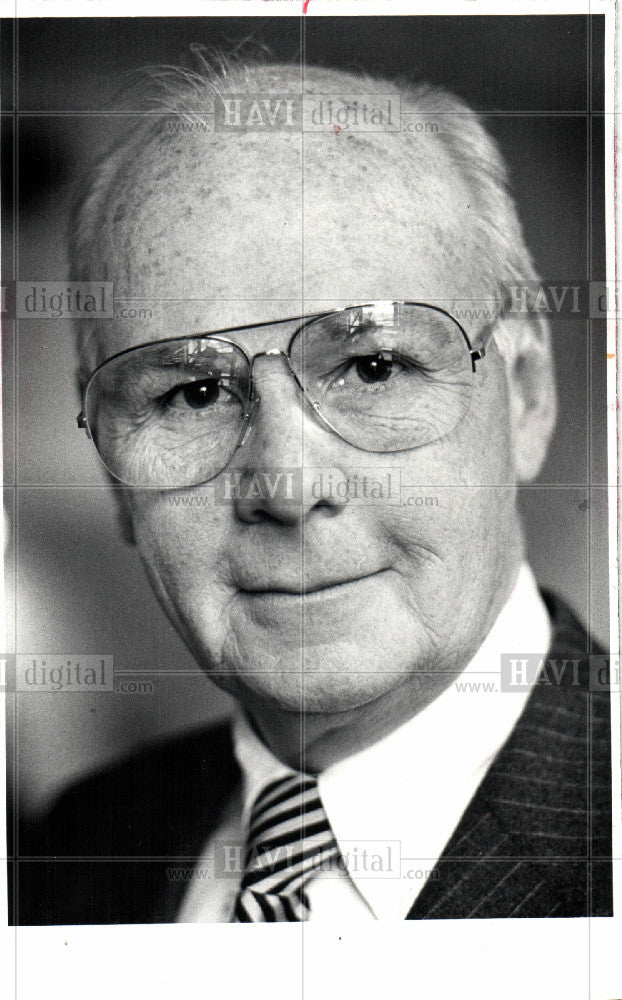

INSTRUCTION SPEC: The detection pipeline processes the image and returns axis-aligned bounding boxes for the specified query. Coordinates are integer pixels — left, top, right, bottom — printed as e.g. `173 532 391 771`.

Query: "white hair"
69 51 552 379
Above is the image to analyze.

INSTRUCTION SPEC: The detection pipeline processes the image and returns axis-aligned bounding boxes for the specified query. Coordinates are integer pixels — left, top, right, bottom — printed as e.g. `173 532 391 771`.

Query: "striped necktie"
233 773 341 922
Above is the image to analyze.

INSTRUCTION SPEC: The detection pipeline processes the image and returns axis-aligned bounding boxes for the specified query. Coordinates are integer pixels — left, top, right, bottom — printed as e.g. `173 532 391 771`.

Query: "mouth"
236 568 389 598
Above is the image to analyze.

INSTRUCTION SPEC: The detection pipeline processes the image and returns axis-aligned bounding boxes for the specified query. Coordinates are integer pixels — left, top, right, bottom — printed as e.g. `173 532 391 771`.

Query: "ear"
500 314 557 483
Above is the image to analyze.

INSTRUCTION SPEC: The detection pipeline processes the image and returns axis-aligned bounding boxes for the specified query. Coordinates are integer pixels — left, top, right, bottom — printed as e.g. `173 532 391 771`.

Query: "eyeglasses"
77 301 489 489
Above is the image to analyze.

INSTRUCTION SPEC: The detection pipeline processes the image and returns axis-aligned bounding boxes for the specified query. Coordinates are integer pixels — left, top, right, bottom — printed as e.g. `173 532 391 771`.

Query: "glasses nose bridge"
237 346 304 452
247 346 297 397
249 346 289 364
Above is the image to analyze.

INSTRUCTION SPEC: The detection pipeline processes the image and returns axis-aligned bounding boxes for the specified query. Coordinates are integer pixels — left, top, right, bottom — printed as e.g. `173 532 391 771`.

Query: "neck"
241 675 450 773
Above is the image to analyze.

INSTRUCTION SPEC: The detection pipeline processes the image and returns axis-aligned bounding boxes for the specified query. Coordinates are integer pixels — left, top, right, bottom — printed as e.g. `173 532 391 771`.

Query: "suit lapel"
407 591 611 919
407 809 562 919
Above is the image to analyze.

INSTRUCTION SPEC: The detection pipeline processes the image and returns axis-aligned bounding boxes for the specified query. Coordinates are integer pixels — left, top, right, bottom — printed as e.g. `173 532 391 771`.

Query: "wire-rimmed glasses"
77 301 487 488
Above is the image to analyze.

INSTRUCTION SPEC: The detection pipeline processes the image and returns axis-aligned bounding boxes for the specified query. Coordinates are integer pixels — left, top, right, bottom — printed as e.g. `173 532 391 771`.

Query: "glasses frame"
77 301 489 487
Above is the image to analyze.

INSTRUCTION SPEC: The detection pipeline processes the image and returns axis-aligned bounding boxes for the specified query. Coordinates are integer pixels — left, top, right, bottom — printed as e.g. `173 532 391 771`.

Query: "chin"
220 645 408 716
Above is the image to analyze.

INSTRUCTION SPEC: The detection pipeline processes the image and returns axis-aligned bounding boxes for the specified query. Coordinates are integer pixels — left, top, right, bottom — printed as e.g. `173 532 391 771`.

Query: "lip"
237 568 388 599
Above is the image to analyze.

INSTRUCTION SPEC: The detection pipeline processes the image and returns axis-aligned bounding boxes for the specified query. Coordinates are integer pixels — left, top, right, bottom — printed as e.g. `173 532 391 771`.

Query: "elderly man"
17 60 611 923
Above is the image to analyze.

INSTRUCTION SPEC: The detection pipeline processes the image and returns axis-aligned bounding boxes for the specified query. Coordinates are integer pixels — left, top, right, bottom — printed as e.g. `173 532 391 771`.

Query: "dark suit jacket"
10 592 613 923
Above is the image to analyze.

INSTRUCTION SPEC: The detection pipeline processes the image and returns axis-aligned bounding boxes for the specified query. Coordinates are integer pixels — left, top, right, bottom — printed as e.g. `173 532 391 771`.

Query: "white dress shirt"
177 563 551 922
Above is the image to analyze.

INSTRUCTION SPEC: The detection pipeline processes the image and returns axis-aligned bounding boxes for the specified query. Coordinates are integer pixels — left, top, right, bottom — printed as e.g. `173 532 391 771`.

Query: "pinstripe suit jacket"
13 591 613 923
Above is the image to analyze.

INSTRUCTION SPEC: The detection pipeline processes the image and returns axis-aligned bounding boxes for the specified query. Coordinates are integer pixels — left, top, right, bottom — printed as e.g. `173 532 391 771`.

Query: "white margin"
1 4 620 1000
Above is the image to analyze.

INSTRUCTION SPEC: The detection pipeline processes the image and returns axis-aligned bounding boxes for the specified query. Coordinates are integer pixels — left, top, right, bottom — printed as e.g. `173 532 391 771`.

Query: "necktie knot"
233 773 341 922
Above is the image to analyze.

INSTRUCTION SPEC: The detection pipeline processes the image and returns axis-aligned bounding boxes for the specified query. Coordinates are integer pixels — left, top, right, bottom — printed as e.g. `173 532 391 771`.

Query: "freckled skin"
92 76 554 770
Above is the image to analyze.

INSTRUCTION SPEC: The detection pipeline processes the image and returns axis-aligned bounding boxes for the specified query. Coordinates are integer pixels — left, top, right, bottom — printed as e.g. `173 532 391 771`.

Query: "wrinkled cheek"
130 493 226 588
128 504 234 660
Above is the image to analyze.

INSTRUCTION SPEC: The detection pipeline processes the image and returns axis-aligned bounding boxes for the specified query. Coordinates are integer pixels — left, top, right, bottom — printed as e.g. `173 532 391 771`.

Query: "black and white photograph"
1 3 620 997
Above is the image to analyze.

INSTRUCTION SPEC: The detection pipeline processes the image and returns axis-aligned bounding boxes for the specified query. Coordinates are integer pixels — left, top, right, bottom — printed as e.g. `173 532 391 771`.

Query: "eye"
161 378 221 410
354 352 394 384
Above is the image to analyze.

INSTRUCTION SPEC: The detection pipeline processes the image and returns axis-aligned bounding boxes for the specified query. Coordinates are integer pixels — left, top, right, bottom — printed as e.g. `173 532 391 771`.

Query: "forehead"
98 124 491 358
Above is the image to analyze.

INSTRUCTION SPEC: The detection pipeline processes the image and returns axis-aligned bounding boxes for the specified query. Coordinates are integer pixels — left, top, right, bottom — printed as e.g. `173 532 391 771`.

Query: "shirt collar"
232 563 551 918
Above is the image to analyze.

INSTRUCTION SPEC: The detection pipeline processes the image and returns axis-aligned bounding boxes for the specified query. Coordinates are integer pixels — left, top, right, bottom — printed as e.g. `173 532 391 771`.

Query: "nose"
228 354 347 525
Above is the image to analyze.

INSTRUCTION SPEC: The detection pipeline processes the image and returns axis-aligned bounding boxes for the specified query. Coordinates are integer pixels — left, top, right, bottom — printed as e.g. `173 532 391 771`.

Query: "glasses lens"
85 338 251 487
289 303 473 451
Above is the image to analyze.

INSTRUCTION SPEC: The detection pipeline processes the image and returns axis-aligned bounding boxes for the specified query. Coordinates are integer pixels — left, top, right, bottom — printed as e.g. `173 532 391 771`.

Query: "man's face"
96 123 528 715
